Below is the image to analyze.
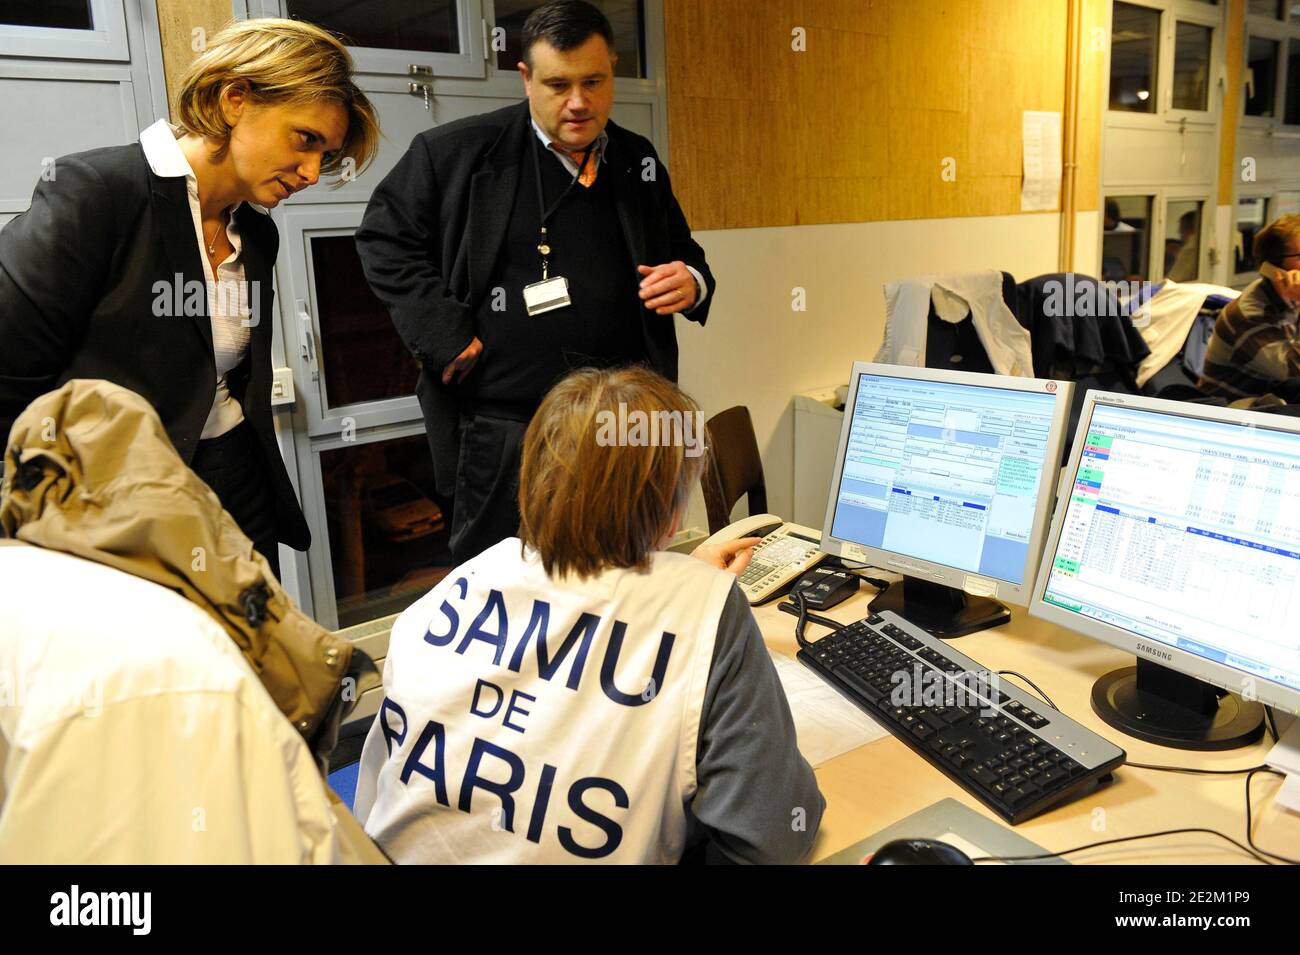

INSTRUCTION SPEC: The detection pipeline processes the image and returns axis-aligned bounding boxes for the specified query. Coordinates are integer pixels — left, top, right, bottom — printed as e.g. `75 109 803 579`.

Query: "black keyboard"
796 609 1126 825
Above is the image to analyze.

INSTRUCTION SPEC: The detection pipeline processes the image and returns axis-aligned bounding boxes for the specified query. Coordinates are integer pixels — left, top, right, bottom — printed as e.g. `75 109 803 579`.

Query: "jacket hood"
0 380 353 747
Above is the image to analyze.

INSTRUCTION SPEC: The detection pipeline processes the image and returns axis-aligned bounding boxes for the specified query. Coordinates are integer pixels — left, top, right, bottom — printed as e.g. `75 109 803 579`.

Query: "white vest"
355 539 734 863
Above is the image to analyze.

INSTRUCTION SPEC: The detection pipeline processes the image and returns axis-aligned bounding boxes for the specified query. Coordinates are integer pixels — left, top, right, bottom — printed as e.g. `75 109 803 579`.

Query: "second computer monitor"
820 362 1073 637
1030 391 1300 749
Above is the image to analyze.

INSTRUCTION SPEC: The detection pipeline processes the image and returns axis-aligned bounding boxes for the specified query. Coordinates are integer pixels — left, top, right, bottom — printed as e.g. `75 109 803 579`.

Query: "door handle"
408 81 431 111
297 300 319 382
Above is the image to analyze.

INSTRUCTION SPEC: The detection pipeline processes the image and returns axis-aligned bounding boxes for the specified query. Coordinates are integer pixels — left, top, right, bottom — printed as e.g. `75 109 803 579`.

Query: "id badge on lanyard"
523 275 571 316
524 135 591 317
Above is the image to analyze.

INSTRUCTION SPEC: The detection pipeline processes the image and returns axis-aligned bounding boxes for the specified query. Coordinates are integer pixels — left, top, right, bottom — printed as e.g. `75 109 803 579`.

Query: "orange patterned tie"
562 146 598 187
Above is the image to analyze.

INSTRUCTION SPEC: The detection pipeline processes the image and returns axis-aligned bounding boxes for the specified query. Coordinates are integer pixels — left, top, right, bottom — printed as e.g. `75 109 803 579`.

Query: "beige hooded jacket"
0 380 386 862
0 380 354 747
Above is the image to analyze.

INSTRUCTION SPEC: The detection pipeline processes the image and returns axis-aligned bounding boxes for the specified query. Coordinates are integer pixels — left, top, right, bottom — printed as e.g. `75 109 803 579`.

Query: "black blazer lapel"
466 101 529 304
605 132 648 270
233 205 275 375
149 175 212 353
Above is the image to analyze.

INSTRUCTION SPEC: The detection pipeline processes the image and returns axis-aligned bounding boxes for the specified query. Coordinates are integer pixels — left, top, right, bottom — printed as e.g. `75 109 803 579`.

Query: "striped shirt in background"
1198 278 1300 400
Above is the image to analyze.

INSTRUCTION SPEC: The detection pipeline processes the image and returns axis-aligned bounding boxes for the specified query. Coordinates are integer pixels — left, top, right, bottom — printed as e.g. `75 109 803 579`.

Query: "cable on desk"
826 557 891 591
1125 762 1267 775
994 670 1057 710
1246 768 1299 865
970 827 1277 865
848 571 891 590
780 589 843 650
1124 762 1299 863
973 766 1296 865
1265 705 1279 744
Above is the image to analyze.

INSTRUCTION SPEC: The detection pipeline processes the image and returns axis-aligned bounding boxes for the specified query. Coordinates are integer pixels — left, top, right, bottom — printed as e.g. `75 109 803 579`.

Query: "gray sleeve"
686 582 826 864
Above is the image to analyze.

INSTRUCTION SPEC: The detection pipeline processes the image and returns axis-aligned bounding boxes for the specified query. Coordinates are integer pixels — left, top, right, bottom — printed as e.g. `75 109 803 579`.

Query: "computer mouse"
866 838 974 866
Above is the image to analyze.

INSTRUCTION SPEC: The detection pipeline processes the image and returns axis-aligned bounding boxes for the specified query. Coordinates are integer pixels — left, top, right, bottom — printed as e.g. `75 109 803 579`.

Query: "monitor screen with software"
819 362 1073 637
1030 391 1300 747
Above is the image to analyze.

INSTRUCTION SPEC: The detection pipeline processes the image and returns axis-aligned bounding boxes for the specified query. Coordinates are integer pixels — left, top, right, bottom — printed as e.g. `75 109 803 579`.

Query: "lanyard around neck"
531 133 594 278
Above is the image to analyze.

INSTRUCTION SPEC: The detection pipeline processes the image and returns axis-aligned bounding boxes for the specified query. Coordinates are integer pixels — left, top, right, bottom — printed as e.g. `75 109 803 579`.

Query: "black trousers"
449 413 528 564
191 419 281 579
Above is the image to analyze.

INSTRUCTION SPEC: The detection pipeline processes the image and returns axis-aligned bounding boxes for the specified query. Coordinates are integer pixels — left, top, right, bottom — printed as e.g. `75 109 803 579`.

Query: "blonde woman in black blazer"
0 19 378 576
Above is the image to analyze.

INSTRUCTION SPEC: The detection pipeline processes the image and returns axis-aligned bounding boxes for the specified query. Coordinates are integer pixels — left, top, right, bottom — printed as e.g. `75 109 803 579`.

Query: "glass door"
0 0 129 59
250 0 486 79
313 428 453 630
279 206 422 437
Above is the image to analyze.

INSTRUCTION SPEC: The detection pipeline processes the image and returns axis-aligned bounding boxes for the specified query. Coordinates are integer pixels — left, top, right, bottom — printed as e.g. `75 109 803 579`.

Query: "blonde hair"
174 18 379 181
518 367 707 579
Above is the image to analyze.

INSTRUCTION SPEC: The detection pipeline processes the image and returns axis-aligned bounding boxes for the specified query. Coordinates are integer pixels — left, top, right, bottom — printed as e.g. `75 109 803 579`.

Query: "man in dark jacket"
355 1 714 562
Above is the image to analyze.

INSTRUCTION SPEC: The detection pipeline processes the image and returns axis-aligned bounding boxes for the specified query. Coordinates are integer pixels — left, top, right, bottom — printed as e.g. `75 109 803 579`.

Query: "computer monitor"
1030 391 1300 750
820 362 1074 637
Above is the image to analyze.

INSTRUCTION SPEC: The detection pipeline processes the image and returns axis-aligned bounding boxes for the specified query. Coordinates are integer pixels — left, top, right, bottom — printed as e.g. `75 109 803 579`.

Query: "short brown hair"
518 367 707 579
1254 214 1300 268
175 18 379 182
521 1 615 67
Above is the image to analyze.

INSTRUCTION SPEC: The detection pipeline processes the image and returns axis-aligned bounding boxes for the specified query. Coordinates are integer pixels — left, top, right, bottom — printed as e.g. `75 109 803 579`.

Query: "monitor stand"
1091 657 1265 751
868 575 1010 639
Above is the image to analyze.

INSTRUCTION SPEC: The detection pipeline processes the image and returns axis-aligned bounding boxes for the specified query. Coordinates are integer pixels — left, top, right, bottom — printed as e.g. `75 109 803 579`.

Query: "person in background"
1199 214 1300 401
355 0 714 565
0 18 379 577
1165 210 1200 283
1103 198 1136 233
354 367 823 864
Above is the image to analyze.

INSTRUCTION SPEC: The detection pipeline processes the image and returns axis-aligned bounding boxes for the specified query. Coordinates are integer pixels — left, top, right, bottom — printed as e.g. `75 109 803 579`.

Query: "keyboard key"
919 710 949 731
971 767 1000 787
1007 786 1035 806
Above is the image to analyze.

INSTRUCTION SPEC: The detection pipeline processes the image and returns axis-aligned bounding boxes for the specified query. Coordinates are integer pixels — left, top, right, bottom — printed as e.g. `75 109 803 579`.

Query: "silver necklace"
205 215 225 255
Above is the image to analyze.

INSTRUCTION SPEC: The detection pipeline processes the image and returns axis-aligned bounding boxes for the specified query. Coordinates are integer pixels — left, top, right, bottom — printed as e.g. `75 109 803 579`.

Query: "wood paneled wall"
664 0 1075 230
1218 0 1245 206
1072 0 1107 217
154 0 238 117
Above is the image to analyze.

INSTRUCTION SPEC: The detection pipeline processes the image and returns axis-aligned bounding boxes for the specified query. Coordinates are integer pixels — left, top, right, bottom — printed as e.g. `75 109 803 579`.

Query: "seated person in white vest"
354 367 825 863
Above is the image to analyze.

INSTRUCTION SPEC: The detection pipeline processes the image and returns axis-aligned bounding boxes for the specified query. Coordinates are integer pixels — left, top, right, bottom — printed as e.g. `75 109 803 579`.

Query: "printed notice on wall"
1021 110 1062 212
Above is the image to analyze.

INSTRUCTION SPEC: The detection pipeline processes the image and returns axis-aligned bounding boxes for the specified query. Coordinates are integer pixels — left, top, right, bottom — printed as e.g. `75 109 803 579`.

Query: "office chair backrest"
702 406 767 534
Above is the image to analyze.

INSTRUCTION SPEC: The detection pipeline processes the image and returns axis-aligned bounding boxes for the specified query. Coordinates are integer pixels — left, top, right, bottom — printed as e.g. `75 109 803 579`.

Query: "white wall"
676 211 1065 536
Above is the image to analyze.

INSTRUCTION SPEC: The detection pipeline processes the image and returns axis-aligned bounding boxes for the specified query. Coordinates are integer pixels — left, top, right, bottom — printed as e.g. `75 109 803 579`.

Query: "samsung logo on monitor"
1136 642 1173 662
